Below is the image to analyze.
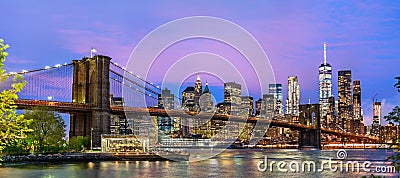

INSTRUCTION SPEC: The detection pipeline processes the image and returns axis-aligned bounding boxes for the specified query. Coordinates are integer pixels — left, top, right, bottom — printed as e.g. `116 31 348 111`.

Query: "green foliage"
386 107 400 169
385 106 400 123
68 136 90 152
386 77 400 170
1 139 30 155
24 108 66 153
0 39 32 153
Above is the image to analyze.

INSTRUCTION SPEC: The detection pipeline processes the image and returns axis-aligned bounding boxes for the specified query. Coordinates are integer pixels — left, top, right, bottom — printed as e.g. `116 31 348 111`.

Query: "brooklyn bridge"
3 55 379 148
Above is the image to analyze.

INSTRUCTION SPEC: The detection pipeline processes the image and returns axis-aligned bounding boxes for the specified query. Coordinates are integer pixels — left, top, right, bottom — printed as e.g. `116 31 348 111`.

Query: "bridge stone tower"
70 55 111 147
298 104 321 149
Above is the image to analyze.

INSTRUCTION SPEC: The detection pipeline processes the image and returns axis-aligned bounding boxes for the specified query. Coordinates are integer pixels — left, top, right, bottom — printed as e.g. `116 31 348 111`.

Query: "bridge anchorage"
8 55 378 148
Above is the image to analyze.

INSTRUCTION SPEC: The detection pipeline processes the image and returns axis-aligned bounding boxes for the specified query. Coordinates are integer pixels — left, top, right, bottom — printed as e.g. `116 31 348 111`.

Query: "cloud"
363 95 400 126
5 55 35 65
57 26 134 65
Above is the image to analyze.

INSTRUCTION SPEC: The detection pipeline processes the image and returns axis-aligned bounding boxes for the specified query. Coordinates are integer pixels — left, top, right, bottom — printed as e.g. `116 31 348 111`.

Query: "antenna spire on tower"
323 42 327 65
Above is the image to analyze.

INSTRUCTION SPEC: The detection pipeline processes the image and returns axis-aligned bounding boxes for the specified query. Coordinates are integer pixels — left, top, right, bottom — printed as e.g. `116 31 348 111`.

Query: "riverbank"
1 152 183 164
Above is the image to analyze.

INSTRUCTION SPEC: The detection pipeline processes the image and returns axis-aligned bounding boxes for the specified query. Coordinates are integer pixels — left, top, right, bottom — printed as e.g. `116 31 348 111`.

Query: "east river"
1 149 399 178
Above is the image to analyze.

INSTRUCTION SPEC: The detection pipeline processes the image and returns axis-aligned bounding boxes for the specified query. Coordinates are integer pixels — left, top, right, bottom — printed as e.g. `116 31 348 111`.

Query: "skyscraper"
338 70 353 132
286 76 300 116
157 88 175 141
255 98 262 116
240 96 254 117
224 82 242 115
319 42 333 128
373 101 382 125
262 94 275 119
158 88 174 110
371 101 382 136
328 96 336 129
199 82 214 113
196 81 214 137
194 75 202 107
182 86 195 111
269 84 283 118
352 80 363 134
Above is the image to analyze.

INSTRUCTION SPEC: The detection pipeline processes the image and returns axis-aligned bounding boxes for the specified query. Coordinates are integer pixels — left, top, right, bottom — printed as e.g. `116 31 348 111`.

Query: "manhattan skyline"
1 1 399 126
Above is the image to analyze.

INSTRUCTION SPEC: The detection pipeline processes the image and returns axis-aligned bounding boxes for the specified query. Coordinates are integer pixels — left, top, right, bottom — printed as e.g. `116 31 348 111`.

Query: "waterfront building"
379 122 399 143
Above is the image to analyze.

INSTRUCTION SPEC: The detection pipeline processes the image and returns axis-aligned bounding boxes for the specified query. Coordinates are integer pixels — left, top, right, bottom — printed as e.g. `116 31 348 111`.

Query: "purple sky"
1 1 400 126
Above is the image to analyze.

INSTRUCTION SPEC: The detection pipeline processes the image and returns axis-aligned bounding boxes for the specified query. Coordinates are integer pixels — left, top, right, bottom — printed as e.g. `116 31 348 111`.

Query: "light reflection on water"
1 149 399 178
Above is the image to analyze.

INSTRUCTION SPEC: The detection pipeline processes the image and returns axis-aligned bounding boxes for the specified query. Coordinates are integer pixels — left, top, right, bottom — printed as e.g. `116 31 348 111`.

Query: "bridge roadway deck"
14 99 377 141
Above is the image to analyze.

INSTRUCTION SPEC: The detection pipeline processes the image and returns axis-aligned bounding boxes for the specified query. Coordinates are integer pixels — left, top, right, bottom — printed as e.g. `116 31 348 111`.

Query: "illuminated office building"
269 84 283 118
338 70 353 132
319 42 333 128
224 82 242 115
371 101 382 136
194 75 202 108
353 80 363 134
286 76 300 116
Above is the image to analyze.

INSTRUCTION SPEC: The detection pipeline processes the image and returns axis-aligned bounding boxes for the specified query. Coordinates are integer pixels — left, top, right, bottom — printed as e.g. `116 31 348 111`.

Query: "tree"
385 77 400 169
24 108 66 153
68 136 90 152
0 39 32 153
384 106 400 123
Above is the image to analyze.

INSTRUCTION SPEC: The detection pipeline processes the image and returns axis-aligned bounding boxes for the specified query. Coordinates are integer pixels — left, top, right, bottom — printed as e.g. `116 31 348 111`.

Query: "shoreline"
0 152 178 165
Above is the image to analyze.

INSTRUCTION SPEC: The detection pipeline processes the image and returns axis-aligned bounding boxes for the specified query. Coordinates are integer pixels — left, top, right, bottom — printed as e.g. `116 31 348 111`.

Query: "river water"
1 149 399 178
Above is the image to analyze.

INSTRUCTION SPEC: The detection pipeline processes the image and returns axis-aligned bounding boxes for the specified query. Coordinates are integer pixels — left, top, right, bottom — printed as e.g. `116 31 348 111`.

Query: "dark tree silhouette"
395 76 400 92
385 77 400 170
